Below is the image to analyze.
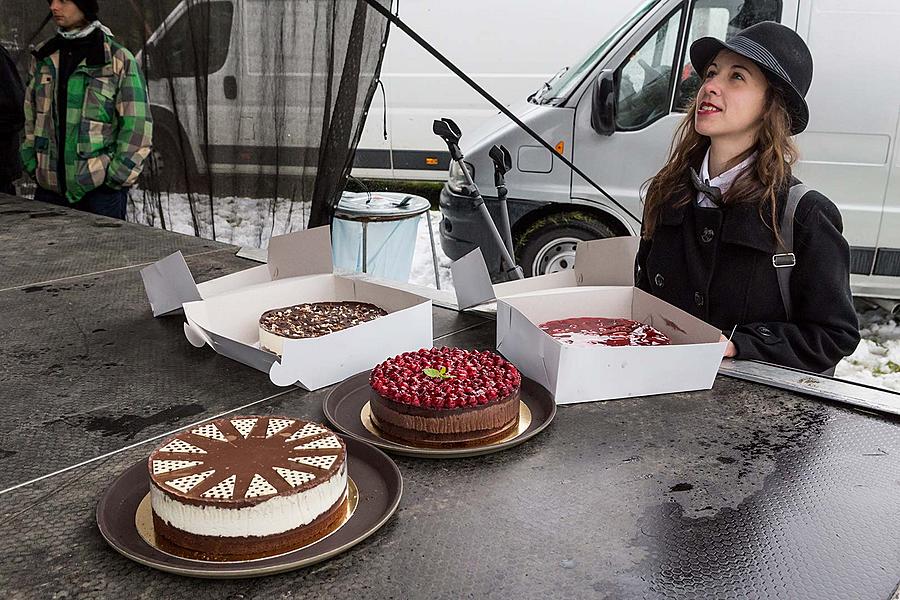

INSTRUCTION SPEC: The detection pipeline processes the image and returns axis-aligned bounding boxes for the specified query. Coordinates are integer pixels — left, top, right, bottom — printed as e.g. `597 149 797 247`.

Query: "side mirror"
590 69 616 136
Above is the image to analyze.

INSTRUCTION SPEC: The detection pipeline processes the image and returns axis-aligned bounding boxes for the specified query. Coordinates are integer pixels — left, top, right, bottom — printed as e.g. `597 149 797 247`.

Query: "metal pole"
497 185 514 257
425 211 441 289
362 221 368 274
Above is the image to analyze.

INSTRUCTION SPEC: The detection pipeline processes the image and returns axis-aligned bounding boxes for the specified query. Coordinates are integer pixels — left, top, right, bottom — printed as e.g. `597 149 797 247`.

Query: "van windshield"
532 0 661 105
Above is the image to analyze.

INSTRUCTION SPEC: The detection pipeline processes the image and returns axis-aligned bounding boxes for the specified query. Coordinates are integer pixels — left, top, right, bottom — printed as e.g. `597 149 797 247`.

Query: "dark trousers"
35 184 128 220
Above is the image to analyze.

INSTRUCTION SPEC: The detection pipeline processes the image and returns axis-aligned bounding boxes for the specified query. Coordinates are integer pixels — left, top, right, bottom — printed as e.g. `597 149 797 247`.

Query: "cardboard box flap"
451 248 577 310
573 236 640 287
267 226 333 280
450 248 497 310
140 251 202 317
632 287 722 344
196 264 272 298
452 236 640 310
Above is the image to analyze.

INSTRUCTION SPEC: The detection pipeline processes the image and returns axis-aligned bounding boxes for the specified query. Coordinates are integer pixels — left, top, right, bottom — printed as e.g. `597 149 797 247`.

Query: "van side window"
148 1 234 80
673 0 783 111
615 8 683 130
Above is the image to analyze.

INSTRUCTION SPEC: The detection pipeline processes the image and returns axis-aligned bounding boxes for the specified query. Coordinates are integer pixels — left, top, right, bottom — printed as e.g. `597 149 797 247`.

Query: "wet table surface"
0 193 898 599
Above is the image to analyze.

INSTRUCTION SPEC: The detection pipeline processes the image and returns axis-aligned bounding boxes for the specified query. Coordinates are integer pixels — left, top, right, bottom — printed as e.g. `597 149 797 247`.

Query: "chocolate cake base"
369 390 521 448
152 493 349 561
370 411 520 448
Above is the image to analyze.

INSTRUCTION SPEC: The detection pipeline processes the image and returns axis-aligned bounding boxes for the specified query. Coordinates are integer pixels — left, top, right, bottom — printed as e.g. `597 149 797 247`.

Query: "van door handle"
224 75 237 100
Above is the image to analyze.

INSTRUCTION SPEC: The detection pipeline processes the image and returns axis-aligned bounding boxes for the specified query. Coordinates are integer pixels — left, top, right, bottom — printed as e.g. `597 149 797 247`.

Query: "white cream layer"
150 463 347 537
259 327 286 355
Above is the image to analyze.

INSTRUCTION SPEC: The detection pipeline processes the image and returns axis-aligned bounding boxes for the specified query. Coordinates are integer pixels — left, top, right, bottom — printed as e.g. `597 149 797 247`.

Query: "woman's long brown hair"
641 84 798 241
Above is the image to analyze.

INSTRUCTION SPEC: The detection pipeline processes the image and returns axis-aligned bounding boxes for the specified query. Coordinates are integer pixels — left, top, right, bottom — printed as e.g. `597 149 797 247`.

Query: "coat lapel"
719 199 780 254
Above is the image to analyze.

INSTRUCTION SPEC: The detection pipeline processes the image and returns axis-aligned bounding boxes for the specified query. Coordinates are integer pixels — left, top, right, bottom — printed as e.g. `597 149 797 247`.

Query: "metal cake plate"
96 437 402 578
323 371 556 458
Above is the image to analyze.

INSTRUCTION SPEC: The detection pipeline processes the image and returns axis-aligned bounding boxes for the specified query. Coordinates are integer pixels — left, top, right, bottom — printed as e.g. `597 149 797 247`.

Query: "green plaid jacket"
21 32 153 203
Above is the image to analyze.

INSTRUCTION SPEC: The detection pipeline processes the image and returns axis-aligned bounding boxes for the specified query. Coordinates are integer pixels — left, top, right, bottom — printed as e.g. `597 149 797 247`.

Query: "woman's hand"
719 334 737 358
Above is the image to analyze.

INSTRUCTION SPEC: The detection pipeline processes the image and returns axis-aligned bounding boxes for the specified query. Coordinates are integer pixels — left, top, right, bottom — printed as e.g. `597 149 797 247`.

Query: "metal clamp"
772 252 796 268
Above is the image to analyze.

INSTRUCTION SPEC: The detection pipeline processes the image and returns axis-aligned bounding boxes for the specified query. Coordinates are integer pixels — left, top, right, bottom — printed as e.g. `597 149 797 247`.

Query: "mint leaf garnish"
423 366 455 379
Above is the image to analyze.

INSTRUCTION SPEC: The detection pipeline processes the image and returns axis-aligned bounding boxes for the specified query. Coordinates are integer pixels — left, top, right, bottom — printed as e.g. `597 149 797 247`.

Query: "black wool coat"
635 178 860 373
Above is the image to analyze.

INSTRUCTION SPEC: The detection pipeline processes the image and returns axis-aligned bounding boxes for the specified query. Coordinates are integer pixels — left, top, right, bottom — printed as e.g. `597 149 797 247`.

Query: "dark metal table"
1 193 897 599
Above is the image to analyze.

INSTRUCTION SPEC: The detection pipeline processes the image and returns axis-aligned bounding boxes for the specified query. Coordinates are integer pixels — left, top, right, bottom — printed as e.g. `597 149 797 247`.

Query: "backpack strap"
774 183 810 321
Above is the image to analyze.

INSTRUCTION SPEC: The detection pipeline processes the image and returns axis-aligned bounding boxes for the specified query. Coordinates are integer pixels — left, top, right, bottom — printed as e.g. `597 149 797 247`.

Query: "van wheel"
143 127 194 193
516 212 616 277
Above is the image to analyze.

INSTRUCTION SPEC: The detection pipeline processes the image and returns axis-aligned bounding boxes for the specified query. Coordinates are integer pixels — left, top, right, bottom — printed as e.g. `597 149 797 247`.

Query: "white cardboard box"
451 236 727 404
140 227 433 390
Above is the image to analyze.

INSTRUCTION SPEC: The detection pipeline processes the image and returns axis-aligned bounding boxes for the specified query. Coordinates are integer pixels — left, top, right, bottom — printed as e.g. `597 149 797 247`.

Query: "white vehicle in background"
139 0 633 184
437 0 900 301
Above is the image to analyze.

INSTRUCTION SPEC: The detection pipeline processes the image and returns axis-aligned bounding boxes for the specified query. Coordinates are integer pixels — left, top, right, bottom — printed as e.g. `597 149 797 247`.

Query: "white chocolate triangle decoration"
152 459 203 475
201 475 236 499
286 422 328 442
293 436 341 451
273 467 316 487
165 469 216 493
230 418 257 439
245 473 278 498
289 455 338 470
191 423 227 442
266 418 295 438
159 439 207 454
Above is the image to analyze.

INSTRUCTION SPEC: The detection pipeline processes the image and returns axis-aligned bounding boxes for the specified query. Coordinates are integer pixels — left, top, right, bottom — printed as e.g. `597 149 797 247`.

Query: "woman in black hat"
636 21 859 373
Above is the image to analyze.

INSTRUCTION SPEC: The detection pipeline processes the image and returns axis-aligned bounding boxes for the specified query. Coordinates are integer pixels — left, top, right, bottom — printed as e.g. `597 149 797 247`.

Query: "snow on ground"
127 190 455 290
835 305 900 392
127 190 899 393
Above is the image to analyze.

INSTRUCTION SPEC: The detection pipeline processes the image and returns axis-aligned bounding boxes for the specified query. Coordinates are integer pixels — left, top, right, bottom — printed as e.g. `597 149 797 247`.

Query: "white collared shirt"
696 149 757 207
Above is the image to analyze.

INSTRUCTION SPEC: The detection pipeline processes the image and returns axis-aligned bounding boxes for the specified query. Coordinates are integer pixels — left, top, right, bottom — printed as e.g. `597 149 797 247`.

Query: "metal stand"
433 118 523 280
425 212 441 289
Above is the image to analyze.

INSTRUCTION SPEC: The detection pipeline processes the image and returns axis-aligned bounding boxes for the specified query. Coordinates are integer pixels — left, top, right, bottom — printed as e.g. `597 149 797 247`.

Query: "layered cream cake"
148 416 348 560
539 317 671 347
259 301 387 355
368 347 522 447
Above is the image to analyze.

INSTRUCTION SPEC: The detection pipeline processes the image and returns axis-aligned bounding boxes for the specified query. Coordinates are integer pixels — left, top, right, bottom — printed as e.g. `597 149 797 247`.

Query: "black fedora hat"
690 21 813 135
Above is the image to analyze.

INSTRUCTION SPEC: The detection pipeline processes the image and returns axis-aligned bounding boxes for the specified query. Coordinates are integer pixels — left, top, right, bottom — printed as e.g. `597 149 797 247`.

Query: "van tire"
143 126 195 193
516 212 616 277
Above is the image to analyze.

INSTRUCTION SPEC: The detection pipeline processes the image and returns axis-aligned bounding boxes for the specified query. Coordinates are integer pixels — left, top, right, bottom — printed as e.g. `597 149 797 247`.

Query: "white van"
438 0 900 300
138 0 629 184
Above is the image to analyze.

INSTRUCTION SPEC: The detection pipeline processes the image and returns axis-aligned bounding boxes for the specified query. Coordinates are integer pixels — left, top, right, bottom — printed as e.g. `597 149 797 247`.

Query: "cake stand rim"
322 369 557 459
95 436 402 578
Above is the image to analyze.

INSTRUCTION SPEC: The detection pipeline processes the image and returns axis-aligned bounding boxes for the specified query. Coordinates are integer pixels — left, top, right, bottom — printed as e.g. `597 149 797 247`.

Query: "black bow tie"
690 167 723 206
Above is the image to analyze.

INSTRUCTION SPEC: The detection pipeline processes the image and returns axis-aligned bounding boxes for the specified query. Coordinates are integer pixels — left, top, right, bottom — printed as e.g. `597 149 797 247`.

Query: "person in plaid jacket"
21 0 152 219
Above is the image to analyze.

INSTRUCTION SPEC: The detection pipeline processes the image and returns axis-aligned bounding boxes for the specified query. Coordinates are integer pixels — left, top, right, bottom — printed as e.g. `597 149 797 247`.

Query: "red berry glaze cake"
539 317 670 347
368 347 522 447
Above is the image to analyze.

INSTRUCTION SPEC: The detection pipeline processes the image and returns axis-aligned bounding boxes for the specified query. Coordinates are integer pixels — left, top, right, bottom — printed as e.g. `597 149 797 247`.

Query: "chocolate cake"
368 347 521 447
259 301 387 355
539 317 671 347
148 416 348 561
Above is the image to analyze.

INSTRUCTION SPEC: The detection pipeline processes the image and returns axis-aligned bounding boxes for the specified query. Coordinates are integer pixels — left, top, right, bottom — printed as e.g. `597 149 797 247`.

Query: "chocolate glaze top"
370 347 521 410
148 416 346 508
259 301 387 339
539 317 671 347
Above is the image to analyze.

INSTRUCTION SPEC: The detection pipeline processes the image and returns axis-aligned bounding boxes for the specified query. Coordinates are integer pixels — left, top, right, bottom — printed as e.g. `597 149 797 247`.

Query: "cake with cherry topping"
368 347 522 447
148 416 348 561
259 301 387 355
539 317 670 347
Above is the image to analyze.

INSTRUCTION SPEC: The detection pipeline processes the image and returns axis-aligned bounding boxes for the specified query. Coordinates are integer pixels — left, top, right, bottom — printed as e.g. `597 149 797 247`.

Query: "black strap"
774 183 809 321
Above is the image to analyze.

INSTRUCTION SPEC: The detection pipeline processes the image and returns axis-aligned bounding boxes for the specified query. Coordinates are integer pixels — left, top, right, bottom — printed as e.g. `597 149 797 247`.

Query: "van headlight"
447 161 475 195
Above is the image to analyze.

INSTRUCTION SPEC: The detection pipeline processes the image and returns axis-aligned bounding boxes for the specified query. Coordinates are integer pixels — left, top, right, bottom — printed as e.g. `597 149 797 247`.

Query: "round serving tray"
96 437 401 578
323 371 556 458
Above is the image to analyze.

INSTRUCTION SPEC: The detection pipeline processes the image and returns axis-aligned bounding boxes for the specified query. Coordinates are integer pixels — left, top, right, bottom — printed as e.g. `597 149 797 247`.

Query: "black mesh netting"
2 0 391 244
